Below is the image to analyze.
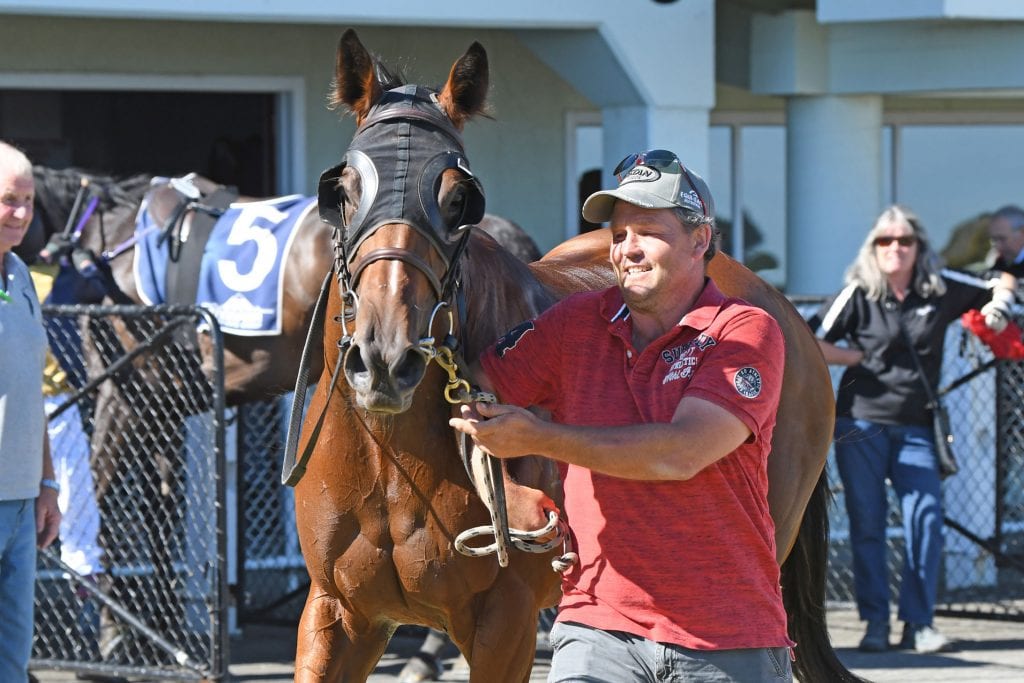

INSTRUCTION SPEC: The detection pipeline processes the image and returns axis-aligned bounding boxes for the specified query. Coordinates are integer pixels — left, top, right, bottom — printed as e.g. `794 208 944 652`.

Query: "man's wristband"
40 478 60 494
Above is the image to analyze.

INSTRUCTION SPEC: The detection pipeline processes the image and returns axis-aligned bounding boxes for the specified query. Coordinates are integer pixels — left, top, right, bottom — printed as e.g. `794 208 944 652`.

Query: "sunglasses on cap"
873 235 917 248
613 149 708 217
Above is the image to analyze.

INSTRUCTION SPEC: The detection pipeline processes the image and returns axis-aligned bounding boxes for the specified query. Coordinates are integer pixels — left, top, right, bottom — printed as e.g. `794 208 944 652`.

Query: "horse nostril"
343 344 371 390
392 348 427 392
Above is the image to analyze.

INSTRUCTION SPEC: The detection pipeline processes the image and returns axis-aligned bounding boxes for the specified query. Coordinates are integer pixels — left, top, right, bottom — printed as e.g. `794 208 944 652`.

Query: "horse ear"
438 42 489 129
330 28 383 122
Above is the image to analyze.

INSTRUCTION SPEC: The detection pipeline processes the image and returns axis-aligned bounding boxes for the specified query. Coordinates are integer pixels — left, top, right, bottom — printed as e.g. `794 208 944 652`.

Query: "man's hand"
504 478 558 532
38 233 73 264
36 488 61 549
449 402 545 459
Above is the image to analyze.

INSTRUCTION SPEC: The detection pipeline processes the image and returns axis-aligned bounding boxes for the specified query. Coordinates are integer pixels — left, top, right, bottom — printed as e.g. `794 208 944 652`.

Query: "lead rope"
422 303 577 573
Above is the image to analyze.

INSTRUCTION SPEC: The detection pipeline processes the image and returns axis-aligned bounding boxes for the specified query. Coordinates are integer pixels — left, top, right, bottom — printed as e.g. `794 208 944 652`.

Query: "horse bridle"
317 84 486 347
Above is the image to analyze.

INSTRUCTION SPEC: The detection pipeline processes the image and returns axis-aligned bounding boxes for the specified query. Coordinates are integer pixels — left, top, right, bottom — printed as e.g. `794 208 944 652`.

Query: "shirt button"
626 350 633 359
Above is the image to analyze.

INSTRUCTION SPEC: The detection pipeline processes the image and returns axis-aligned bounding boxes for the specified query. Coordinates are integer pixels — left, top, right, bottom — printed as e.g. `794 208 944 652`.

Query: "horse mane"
460 228 615 362
477 214 542 263
461 231 557 363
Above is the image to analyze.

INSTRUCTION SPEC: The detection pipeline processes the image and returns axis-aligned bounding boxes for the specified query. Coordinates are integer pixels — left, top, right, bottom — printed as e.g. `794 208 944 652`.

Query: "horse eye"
440 185 468 228
340 170 362 229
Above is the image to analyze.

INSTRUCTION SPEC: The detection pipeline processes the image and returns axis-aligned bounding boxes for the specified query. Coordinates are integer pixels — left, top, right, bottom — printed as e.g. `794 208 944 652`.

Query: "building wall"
0 16 594 251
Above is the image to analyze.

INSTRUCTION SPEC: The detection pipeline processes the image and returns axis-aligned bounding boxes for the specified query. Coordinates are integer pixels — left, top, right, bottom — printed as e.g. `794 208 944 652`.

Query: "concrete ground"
30 607 1024 682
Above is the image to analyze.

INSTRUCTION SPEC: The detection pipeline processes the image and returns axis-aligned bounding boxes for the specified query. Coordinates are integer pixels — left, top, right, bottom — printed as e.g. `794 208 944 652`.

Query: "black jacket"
808 269 991 426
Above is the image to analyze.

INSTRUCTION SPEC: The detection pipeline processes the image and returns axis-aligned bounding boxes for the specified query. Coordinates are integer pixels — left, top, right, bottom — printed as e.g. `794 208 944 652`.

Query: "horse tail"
782 468 868 683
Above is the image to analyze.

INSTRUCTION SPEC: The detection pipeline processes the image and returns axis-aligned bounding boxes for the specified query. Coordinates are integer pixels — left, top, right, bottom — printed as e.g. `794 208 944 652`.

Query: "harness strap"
165 187 237 305
349 247 444 299
281 265 337 486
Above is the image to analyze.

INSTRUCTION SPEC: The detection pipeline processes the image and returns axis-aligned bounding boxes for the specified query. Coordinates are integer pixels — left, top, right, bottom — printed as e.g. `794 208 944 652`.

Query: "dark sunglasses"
874 235 917 248
613 149 708 216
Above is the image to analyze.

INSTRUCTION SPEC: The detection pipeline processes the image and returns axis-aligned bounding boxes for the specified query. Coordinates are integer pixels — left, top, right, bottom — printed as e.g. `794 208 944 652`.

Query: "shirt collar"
601 277 727 332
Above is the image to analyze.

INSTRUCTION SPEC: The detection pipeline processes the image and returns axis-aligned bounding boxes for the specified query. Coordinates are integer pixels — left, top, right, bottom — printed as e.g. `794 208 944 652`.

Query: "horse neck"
459 235 557 363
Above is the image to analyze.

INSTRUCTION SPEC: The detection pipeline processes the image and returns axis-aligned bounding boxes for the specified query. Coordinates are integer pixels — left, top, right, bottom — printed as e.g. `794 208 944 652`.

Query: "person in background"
29 263 103 582
808 205 1016 654
451 149 793 681
0 140 62 681
986 204 1024 278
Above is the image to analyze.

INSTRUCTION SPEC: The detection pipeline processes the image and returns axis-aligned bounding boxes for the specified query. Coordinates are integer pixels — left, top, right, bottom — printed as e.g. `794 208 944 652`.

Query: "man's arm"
451 393 751 481
36 429 61 549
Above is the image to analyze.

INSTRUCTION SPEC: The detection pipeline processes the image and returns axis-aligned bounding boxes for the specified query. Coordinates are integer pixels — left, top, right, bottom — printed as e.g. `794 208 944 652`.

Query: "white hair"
0 140 33 177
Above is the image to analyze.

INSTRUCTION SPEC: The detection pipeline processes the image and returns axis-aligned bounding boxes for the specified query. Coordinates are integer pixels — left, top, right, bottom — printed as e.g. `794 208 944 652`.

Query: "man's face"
608 202 708 314
0 169 34 255
988 216 1024 263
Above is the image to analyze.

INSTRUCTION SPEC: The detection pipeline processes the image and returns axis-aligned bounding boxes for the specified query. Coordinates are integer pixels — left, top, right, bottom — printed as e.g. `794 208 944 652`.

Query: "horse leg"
294 586 391 683
454 584 540 683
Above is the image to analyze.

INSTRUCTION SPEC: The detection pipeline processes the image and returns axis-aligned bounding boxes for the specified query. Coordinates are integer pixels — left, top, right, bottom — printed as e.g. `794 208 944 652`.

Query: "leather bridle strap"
348 247 444 300
281 265 338 486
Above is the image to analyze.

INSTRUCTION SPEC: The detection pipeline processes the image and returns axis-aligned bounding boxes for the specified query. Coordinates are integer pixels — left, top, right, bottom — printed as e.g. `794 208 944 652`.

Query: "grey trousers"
548 621 792 683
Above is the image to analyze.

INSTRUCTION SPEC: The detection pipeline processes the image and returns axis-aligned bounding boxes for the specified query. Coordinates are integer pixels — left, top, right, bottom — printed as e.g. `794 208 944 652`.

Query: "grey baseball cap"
582 151 715 224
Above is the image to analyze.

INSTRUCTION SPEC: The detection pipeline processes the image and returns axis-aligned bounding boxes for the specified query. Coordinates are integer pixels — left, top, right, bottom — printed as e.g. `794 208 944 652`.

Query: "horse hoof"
398 652 444 682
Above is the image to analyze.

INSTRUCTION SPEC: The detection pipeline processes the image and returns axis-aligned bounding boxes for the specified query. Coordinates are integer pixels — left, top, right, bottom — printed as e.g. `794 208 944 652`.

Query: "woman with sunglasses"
809 205 1016 654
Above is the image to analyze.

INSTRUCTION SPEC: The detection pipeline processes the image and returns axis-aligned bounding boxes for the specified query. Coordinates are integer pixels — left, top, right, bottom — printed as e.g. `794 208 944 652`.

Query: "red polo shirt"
481 279 790 650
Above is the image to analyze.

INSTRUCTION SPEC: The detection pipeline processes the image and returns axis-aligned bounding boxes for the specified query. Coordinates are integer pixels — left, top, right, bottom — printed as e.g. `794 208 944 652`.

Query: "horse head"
321 29 489 413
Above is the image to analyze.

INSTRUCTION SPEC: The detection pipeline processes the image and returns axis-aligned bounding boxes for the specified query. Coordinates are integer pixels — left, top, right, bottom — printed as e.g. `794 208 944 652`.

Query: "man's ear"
693 224 712 256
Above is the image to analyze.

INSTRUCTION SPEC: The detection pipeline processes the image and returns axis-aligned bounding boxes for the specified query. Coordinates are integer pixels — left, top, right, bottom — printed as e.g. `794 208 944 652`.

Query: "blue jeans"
0 499 38 683
548 621 792 682
834 418 944 627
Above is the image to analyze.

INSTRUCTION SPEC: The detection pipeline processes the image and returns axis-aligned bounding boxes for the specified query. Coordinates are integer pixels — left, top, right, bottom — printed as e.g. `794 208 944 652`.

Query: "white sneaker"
900 624 951 653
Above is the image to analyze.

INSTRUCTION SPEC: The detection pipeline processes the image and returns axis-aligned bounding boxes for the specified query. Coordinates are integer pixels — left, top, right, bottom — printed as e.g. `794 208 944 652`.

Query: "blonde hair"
844 205 946 301
0 140 33 178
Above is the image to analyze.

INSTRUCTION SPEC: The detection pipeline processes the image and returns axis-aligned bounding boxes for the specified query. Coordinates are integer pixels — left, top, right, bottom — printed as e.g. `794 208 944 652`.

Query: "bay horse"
293 29 858 683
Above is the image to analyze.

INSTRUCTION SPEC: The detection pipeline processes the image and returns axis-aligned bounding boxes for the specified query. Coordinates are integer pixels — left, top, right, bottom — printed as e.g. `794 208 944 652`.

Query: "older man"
451 149 791 682
0 140 62 682
988 205 1024 277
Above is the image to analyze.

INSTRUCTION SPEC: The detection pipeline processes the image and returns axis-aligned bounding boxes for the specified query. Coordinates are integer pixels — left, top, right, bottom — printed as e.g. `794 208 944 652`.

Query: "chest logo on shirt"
495 321 535 358
661 333 716 385
733 366 762 399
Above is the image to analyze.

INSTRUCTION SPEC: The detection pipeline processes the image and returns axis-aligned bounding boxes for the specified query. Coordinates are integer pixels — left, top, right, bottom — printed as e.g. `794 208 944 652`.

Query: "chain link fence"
233 399 308 625
793 299 1024 620
31 304 227 681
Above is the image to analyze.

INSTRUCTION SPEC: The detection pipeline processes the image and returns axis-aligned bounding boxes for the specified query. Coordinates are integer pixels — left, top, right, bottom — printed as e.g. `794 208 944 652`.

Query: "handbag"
900 323 960 478
929 401 960 478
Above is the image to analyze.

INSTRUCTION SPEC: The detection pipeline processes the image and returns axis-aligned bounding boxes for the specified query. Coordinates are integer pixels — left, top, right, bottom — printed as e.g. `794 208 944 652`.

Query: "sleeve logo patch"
495 321 535 358
734 366 762 398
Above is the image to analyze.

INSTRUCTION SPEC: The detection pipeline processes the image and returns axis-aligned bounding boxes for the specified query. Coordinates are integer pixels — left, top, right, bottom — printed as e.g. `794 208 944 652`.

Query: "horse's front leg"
294 585 391 683
452 577 542 683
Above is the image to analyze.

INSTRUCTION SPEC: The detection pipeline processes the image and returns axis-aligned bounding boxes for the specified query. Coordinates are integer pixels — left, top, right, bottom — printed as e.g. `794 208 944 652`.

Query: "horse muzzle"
342 339 428 413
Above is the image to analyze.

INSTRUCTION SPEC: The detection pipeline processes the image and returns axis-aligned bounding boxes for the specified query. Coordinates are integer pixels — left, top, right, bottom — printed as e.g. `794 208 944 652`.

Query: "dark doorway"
0 89 276 197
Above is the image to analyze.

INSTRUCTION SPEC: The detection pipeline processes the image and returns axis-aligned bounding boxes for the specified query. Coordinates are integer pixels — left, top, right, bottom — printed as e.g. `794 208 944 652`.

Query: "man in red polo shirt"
450 149 792 682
